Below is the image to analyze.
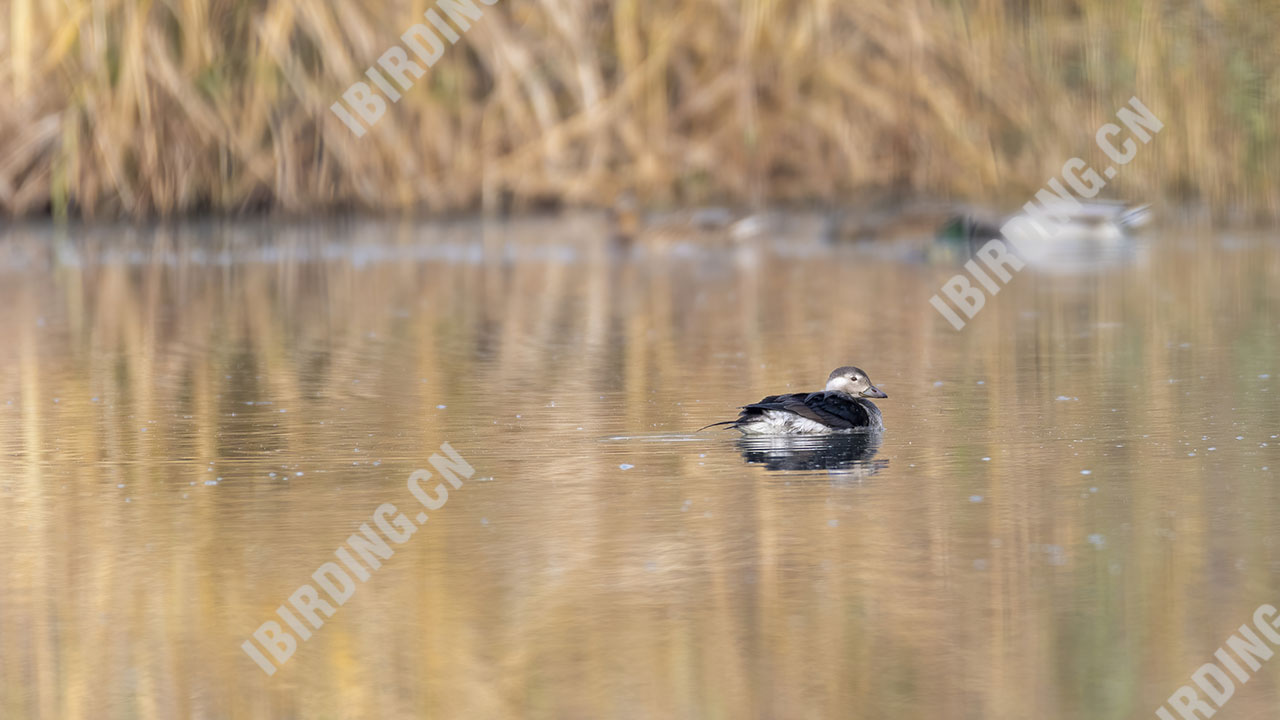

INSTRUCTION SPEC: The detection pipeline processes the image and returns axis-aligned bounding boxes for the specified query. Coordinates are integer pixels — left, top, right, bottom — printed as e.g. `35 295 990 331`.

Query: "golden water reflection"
1 217 1279 719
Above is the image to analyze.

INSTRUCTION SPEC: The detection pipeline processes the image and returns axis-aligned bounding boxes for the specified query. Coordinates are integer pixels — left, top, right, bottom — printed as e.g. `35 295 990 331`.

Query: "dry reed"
0 0 1277 220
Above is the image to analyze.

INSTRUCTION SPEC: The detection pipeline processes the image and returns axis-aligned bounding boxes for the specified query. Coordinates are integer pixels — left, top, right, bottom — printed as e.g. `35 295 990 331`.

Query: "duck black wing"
697 393 805 431
733 392 806 421
741 391 880 430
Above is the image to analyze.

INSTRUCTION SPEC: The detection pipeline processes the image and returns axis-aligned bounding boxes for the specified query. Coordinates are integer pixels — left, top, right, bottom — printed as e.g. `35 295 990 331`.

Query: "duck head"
825 366 887 398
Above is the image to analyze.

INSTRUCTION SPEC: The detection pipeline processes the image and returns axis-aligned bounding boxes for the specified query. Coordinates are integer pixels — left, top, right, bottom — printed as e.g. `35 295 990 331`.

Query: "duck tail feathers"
697 420 739 432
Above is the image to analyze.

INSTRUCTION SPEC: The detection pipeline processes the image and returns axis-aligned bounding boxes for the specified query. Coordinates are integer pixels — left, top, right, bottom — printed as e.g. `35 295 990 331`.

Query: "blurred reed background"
0 0 1278 220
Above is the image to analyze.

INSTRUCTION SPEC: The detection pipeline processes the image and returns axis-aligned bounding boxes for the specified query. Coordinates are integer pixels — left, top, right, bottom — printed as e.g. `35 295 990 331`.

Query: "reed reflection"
1 220 1279 719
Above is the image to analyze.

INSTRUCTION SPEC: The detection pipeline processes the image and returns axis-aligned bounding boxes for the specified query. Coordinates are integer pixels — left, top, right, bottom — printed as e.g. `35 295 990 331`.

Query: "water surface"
1 217 1278 719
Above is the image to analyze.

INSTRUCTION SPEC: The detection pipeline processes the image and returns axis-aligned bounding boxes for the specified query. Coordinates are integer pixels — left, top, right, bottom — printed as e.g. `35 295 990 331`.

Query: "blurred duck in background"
934 201 1152 264
607 191 775 250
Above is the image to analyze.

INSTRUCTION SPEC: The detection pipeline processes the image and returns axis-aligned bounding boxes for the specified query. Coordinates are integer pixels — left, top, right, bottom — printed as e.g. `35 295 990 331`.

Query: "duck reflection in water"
737 432 888 477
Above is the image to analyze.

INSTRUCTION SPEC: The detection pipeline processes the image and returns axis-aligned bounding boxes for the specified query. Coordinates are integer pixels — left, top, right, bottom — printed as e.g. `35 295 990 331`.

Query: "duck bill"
863 386 887 399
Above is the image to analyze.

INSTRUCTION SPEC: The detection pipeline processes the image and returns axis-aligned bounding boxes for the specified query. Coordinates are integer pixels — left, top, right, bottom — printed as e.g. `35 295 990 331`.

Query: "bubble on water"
933 381 944 387
981 457 991 462
827 519 839 527
436 405 447 409
204 480 218 486
1043 545 1067 566
1087 534 1106 549
116 484 125 489
973 559 988 571
1081 470 1092 475
969 495 984 503
619 464 634 470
